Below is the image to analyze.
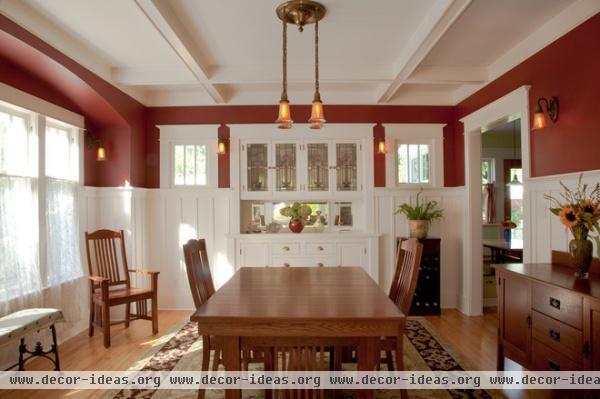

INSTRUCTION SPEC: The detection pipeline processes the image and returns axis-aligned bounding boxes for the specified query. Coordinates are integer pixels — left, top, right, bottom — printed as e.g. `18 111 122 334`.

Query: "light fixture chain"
282 17 288 100
314 19 319 94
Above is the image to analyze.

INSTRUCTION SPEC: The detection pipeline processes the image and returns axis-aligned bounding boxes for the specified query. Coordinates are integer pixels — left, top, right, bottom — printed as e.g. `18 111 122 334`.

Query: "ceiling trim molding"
376 0 472 103
134 0 225 104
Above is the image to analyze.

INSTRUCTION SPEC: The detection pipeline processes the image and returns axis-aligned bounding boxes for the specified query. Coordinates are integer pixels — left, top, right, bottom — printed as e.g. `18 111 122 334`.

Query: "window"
397 143 430 184
0 105 83 302
173 144 207 186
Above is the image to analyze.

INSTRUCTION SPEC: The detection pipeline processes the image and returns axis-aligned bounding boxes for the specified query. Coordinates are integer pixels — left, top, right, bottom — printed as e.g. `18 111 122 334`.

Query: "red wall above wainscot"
453 12 600 186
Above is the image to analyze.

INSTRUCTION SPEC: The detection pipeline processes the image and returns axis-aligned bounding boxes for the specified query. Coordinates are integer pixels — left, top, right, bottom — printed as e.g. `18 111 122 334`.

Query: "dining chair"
85 229 159 348
183 239 269 399
381 237 423 371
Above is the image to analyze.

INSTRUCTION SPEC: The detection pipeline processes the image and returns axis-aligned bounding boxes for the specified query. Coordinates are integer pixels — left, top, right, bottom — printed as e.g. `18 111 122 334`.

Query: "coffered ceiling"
0 0 592 107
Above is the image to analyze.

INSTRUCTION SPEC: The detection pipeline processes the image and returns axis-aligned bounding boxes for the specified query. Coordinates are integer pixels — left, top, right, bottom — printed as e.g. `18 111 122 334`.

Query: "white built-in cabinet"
235 234 378 281
240 139 362 199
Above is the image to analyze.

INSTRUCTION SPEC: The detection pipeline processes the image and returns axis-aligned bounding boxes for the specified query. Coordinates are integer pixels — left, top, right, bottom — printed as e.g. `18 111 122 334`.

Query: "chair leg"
125 303 130 328
151 296 158 335
102 304 111 348
89 299 95 337
385 350 394 371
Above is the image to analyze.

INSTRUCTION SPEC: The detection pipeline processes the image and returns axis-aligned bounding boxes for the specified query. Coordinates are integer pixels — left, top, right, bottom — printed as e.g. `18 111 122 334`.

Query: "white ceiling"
0 0 592 107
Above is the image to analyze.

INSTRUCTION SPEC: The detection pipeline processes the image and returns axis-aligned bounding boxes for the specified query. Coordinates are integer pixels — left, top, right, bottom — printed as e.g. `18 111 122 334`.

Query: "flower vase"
408 220 429 239
569 238 593 279
503 228 511 243
288 219 304 234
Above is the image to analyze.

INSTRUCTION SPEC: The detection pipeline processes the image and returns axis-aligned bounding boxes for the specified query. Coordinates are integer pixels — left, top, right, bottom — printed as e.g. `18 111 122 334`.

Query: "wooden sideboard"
494 262 600 371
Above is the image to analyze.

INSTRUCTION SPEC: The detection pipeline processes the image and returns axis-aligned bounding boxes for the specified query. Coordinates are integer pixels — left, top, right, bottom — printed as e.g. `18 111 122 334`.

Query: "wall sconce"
85 131 107 161
217 137 229 155
375 136 387 155
532 96 559 130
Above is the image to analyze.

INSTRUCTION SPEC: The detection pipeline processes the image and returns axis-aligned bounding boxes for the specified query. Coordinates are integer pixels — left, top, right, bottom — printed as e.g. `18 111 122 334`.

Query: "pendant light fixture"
507 120 522 187
275 16 292 129
276 0 326 129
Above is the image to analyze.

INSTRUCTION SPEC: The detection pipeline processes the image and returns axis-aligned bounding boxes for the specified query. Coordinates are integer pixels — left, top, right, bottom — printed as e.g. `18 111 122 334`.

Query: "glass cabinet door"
306 143 329 192
274 143 297 192
336 143 358 191
246 143 269 192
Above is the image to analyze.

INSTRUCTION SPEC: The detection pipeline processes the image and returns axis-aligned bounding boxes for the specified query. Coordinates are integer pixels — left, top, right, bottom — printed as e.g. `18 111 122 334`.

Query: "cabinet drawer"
270 257 336 267
304 242 335 256
270 243 301 256
531 339 582 371
532 282 582 329
532 311 582 362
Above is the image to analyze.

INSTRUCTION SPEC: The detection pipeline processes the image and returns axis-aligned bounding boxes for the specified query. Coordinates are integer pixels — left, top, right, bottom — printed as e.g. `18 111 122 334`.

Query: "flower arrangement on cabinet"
544 174 600 278
395 189 443 239
280 202 312 233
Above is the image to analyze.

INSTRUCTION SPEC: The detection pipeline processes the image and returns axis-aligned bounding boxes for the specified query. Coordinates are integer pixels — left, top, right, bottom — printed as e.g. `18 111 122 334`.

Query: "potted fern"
395 190 443 239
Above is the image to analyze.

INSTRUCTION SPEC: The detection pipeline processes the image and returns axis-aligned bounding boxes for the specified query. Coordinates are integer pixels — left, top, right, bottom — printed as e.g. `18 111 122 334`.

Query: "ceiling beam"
377 0 472 103
134 0 226 103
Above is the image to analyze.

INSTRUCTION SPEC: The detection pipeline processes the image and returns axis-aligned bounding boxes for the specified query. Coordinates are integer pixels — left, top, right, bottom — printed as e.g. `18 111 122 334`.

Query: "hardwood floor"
0 308 581 399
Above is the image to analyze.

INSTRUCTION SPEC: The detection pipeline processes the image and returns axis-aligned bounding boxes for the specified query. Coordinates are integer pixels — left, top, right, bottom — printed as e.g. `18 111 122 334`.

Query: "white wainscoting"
525 170 600 264
374 187 466 310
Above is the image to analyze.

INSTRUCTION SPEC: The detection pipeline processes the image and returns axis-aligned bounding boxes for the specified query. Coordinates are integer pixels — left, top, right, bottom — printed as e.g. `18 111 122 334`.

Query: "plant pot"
408 220 429 239
288 219 304 234
569 238 593 279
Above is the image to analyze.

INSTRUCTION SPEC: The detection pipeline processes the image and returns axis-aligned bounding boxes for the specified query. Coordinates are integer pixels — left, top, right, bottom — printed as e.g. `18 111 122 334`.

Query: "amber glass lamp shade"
532 105 547 130
376 137 387 154
276 99 293 129
96 144 106 161
217 139 227 155
308 98 325 129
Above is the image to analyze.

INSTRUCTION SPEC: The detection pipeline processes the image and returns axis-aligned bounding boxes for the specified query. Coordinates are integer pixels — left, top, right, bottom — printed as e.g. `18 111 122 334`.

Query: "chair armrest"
128 269 160 275
88 275 109 283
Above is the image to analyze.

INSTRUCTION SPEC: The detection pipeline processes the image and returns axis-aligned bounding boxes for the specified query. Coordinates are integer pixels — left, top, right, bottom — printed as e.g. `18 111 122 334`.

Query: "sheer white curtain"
0 108 42 315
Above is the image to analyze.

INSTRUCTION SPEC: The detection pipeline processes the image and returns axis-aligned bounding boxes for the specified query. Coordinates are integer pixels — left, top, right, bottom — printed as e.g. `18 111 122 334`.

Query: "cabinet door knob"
549 297 561 309
283 246 290 251
317 246 324 251
283 263 290 267
317 262 324 267
549 329 561 342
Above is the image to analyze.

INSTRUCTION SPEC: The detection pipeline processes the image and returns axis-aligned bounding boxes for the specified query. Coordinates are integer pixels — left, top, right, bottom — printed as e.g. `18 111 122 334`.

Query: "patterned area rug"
101 319 504 399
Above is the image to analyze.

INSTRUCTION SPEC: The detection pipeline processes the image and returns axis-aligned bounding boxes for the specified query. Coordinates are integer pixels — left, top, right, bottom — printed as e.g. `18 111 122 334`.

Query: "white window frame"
0 100 83 293
384 124 445 188
158 125 219 189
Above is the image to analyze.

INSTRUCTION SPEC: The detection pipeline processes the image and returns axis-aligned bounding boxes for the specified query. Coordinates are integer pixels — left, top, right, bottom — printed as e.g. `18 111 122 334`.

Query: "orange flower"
559 206 579 228
580 200 596 214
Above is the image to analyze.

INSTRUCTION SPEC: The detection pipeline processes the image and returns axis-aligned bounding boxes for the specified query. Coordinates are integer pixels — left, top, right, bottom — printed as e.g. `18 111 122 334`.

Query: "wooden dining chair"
381 237 423 371
85 229 159 348
183 239 269 399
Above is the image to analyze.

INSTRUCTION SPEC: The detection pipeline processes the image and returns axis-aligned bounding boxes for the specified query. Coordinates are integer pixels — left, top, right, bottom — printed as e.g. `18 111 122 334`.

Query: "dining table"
483 239 523 263
191 266 406 399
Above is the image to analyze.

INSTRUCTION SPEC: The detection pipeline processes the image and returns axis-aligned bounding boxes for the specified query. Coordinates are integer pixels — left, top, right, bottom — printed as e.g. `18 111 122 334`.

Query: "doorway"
460 85 531 316
481 119 524 308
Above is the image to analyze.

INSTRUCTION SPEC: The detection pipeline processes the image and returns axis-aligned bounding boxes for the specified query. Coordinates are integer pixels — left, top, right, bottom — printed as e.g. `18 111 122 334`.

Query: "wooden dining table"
191 266 406 399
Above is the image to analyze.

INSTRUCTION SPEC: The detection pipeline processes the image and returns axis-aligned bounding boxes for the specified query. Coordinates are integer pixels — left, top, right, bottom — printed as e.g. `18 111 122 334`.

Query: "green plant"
280 202 312 221
395 190 443 221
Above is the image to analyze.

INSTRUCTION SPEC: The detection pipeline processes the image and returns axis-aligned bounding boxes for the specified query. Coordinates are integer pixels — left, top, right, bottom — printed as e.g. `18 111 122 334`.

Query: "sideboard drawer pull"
283 246 290 252
316 262 324 267
549 297 561 309
548 361 560 371
283 263 290 267
317 246 324 251
549 329 561 342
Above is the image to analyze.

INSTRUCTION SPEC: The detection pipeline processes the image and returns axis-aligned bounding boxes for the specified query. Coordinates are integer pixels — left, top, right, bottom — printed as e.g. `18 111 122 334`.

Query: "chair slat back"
390 238 423 315
85 229 130 287
183 238 215 310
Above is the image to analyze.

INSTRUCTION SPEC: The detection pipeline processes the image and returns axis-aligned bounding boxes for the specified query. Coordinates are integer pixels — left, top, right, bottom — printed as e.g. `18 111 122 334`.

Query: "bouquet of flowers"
501 220 517 229
544 174 600 278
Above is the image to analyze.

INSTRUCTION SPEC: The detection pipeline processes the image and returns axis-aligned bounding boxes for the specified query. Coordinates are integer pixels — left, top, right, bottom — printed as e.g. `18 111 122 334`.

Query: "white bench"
0 308 64 370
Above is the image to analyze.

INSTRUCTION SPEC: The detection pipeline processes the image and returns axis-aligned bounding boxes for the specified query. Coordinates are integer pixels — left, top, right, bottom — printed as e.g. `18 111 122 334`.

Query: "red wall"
453 12 600 185
0 14 146 187
145 105 455 188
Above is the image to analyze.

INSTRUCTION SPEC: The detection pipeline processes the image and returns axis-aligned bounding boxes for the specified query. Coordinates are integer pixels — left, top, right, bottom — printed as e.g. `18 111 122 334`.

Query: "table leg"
222 336 241 399
396 325 407 399
357 337 378 399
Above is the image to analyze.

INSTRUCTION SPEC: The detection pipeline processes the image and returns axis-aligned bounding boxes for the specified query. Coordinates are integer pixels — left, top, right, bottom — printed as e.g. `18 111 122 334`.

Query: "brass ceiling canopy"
276 0 326 32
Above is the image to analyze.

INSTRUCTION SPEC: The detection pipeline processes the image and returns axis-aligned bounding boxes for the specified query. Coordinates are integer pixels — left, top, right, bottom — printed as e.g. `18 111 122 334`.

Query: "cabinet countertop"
493 263 600 300
228 231 380 240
